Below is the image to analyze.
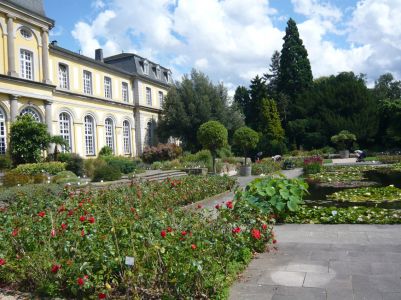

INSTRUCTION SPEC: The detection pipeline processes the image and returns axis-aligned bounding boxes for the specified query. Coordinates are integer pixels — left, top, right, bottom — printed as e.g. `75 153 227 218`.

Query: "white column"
9 95 19 121
41 28 51 84
7 14 17 77
44 100 53 134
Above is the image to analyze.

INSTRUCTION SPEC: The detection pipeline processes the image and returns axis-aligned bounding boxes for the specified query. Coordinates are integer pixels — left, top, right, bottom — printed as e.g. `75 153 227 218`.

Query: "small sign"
125 256 135 266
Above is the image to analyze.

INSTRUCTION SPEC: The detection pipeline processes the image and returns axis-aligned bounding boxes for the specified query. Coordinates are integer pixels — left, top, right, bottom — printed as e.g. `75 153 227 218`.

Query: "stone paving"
229 224 401 300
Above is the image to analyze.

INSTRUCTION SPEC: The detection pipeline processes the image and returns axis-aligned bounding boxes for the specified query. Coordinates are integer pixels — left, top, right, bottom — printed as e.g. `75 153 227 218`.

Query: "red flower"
273 239 277 244
197 204 202 209
215 204 220 209
88 216 95 224
51 229 56 237
251 229 261 240
81 230 85 237
130 207 136 213
79 216 86 222
77 277 85 286
262 224 268 230
161 230 167 238
11 228 19 237
51 264 61 273
38 211 46 218
232 227 241 234
191 244 197 250
167 227 173 233
226 201 233 209
68 210 74 217
61 223 68 230
98 293 107 299
0 258 5 266
181 231 187 236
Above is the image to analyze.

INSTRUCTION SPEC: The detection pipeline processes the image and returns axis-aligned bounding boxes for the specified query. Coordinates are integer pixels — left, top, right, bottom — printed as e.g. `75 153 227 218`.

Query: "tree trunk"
213 154 216 174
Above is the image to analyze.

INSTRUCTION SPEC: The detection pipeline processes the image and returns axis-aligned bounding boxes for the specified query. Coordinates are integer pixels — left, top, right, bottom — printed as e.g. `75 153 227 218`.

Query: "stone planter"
339 150 350 158
239 165 251 177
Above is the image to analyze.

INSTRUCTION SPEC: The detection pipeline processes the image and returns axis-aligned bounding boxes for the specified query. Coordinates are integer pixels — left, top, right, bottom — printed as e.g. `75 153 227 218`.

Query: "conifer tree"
264 50 281 97
278 18 313 100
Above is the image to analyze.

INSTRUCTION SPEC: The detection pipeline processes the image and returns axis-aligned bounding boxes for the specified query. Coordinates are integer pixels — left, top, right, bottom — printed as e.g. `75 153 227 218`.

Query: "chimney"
95 49 104 62
51 40 58 46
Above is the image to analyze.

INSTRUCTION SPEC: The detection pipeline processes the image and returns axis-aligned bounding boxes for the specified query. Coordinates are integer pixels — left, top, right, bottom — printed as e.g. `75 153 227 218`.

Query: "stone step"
137 170 188 182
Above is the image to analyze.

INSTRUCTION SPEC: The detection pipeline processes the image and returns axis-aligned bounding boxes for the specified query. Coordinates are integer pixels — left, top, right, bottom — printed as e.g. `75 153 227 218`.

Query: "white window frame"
20 107 41 122
59 112 72 153
84 115 96 155
104 77 112 99
20 49 33 80
58 63 69 89
123 120 131 154
0 108 6 155
20 27 33 39
146 87 152 106
83 71 93 95
158 91 164 108
105 118 115 153
143 60 149 75
122 82 129 102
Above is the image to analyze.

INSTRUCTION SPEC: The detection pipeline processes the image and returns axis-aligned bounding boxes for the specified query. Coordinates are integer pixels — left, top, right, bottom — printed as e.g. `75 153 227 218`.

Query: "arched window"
105 118 114 152
20 107 41 122
59 112 72 152
84 115 96 155
123 120 131 154
0 108 6 155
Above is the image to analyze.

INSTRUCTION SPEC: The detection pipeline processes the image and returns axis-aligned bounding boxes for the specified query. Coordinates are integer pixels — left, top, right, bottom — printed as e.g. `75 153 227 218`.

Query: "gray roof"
104 53 172 86
4 0 46 16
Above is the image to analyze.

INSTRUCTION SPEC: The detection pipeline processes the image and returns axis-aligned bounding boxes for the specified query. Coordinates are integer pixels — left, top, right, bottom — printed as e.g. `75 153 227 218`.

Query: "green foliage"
14 162 66 176
285 206 401 224
251 160 281 175
0 176 272 299
198 121 228 173
233 127 259 165
84 158 107 178
92 164 122 182
158 70 244 151
277 18 313 100
50 135 70 161
331 130 357 150
328 185 401 203
51 171 79 184
238 176 308 219
0 183 63 204
307 165 379 183
377 155 401 164
103 156 139 174
0 155 12 170
58 153 84 176
98 146 113 157
180 150 213 169
3 171 35 187
141 143 183 164
9 114 51 165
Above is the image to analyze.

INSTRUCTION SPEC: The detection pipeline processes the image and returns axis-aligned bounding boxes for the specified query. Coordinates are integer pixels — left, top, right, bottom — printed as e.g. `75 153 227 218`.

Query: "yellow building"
0 0 172 158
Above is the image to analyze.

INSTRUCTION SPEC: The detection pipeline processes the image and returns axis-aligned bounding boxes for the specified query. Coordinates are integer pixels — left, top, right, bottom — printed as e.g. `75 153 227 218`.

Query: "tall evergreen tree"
248 75 268 130
278 18 313 101
264 50 281 97
233 86 252 124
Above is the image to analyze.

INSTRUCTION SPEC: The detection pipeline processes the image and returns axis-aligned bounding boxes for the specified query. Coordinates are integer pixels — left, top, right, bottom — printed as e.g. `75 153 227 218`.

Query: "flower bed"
285 205 401 224
327 186 401 203
0 175 273 299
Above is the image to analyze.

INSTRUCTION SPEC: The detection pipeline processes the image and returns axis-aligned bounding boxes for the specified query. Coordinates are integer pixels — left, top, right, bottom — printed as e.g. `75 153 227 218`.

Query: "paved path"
229 224 401 300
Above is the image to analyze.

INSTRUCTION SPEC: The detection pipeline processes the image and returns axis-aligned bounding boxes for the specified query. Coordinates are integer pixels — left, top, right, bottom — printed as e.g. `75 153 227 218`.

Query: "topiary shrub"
84 158 107 178
58 153 84 176
197 121 228 173
103 156 137 174
51 171 79 184
14 162 66 176
233 126 259 166
142 143 183 164
92 165 122 182
99 146 113 157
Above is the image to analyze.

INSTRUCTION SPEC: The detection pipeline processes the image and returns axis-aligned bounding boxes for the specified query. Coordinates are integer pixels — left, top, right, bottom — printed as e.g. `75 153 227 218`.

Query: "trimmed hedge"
142 143 183 164
14 162 66 176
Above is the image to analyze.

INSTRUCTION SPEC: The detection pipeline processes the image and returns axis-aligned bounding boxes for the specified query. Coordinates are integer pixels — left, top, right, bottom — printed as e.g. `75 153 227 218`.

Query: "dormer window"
20 28 32 39
165 70 172 83
156 66 161 79
143 60 149 75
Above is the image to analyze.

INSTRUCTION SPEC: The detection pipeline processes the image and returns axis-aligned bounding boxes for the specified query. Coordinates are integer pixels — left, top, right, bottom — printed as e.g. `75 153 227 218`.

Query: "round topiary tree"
197 121 228 173
331 130 357 158
9 114 51 165
233 126 259 166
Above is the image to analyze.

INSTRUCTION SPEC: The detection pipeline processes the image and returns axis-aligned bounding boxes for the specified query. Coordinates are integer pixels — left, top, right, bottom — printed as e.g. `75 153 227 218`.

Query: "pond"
304 167 401 209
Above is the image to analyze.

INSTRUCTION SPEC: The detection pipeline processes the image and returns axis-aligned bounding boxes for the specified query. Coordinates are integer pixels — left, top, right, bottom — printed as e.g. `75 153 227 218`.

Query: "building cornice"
0 74 56 89
136 105 162 114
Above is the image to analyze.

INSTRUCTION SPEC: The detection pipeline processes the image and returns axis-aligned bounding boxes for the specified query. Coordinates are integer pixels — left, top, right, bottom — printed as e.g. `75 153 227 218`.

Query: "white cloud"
69 0 401 91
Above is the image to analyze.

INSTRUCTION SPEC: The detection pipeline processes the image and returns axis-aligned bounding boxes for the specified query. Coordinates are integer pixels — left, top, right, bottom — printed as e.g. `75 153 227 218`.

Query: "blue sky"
43 0 401 92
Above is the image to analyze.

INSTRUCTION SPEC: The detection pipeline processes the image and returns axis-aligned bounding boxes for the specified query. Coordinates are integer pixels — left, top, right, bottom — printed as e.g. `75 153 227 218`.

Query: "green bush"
58 153 84 176
251 160 281 175
377 155 401 164
216 145 233 159
103 156 137 174
14 162 66 176
0 183 63 203
2 170 48 187
51 171 79 184
92 164 122 182
303 157 323 175
181 150 213 168
0 155 12 170
238 176 308 220
98 146 113 157
84 158 107 178
233 126 259 166
142 143 183 164
151 161 163 170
